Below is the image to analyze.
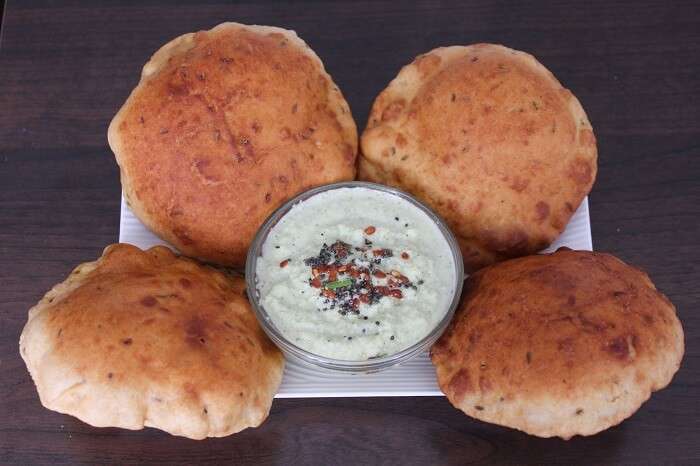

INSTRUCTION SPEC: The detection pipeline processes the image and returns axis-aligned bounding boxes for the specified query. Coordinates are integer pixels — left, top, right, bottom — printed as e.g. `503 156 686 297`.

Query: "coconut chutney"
255 186 457 361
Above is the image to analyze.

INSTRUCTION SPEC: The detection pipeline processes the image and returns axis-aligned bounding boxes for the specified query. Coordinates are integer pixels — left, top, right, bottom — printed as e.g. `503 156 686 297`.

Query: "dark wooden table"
1 1 698 464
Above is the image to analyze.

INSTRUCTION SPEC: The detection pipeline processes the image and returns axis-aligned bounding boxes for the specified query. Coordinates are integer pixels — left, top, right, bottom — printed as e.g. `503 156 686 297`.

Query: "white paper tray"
119 196 592 397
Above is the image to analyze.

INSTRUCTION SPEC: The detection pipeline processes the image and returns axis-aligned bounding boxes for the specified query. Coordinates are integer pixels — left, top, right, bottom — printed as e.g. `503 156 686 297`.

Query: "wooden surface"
1 0 699 464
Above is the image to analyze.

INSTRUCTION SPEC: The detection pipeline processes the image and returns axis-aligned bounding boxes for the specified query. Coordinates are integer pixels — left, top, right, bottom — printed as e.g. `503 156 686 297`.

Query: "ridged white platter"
119 196 592 397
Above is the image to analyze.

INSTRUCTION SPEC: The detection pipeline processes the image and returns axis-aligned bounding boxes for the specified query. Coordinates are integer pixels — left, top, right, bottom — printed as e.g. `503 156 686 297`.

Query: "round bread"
431 249 684 439
360 44 597 271
19 244 284 439
109 22 358 268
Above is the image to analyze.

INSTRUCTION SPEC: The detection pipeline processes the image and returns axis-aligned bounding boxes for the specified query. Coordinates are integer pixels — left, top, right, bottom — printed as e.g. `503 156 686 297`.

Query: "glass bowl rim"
244 181 465 372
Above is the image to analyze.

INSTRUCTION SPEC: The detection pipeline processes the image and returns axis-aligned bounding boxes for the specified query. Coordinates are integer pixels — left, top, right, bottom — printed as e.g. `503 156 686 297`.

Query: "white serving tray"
119 196 592 397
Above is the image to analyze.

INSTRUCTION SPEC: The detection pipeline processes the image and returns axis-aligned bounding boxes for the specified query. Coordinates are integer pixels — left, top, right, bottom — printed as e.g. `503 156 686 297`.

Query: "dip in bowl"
246 182 463 373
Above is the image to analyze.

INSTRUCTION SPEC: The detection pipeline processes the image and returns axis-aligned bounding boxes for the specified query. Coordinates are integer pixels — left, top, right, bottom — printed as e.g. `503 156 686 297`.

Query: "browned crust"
430 249 684 439
19 244 285 439
360 44 597 271
109 23 358 268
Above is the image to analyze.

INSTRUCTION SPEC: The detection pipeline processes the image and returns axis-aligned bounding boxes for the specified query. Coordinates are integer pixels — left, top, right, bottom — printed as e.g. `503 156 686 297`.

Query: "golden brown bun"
109 23 358 268
360 44 597 271
19 244 284 439
431 249 684 439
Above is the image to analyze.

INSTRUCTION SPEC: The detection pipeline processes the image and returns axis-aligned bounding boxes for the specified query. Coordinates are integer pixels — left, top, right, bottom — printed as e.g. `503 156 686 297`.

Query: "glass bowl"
245 181 464 374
